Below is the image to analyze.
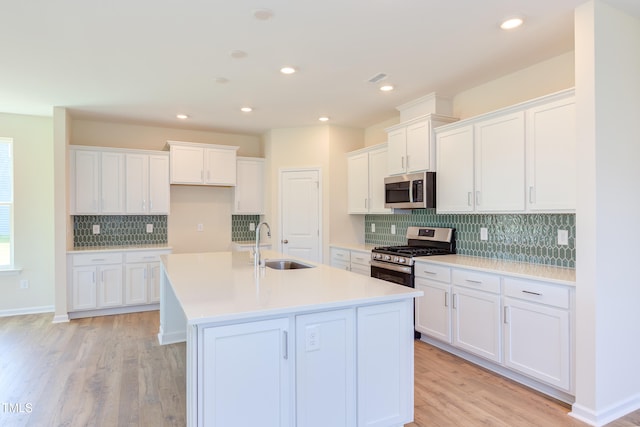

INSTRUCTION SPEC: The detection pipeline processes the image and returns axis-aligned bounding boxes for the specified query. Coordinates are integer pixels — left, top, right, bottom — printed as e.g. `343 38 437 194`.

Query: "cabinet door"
406 119 430 172
149 154 170 214
452 286 502 363
124 263 148 305
415 278 451 343
357 301 413 427
503 297 570 390
296 309 355 427
126 154 149 214
234 158 265 214
148 262 161 303
387 127 407 175
474 112 525 212
526 98 576 211
204 148 236 185
73 150 100 214
330 248 350 271
170 145 204 184
71 266 97 311
100 152 125 214
347 152 369 214
201 318 291 427
436 126 474 212
368 147 391 213
97 264 123 307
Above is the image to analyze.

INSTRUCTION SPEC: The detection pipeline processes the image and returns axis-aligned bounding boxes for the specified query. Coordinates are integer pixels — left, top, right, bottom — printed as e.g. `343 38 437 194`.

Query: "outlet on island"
197 223 204 232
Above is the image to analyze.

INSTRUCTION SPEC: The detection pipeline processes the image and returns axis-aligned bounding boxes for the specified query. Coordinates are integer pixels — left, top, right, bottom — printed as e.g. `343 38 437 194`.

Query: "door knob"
282 239 289 244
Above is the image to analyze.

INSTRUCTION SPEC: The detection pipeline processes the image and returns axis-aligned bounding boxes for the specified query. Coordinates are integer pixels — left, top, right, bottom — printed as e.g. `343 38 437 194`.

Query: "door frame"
278 167 323 261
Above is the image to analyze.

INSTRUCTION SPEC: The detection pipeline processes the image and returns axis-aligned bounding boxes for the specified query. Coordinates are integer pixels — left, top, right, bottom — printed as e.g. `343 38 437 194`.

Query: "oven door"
370 260 414 288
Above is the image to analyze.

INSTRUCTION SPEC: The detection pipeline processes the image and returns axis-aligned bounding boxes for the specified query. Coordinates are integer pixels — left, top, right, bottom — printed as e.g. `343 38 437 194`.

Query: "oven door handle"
371 260 413 274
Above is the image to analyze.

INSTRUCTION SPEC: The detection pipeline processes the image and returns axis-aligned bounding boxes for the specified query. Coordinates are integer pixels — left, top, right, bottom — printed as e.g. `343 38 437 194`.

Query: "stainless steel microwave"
384 172 436 209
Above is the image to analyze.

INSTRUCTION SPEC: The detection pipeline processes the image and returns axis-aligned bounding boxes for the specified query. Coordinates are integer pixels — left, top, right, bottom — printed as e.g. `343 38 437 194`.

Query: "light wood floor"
1 312 639 427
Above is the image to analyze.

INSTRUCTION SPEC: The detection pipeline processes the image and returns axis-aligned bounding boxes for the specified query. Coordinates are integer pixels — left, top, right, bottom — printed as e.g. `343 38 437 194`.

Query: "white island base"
158 251 422 427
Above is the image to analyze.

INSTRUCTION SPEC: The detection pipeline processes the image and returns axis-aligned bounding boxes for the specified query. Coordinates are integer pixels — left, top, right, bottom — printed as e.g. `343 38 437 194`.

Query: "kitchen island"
158 250 422 427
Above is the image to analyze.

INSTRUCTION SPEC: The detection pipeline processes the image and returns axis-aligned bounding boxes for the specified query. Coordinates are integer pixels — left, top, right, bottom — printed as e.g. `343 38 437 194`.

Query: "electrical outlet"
371 223 375 233
197 224 204 232
19 279 29 289
249 222 256 231
305 325 320 351
480 227 488 241
146 224 153 233
558 229 569 245
391 224 396 235
92 224 100 235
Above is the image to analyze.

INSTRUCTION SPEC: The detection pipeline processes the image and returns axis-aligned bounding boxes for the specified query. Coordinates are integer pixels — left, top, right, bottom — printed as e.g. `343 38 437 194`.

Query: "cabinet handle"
401 156 405 170
522 290 542 296
467 192 472 206
444 291 449 307
142 199 146 211
282 331 288 360
406 155 409 170
475 191 481 206
91 258 106 262
453 293 457 309
466 279 482 285
529 186 535 204
423 270 437 275
504 306 509 324
150 200 153 210
364 198 368 209
93 272 96 283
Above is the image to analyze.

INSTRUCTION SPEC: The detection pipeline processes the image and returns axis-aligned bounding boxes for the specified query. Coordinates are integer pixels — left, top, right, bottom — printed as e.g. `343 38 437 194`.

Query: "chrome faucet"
255 221 271 268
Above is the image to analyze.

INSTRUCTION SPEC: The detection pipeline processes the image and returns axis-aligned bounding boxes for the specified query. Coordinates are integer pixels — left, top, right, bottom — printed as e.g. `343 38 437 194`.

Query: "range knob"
384 255 391 261
398 258 406 264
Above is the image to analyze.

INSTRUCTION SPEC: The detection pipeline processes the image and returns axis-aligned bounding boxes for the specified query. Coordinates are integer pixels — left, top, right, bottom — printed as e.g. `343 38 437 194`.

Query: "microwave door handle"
409 180 413 203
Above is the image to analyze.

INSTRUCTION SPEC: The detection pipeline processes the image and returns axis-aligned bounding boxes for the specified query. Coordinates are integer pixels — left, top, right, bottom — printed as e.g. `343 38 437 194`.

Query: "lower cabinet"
330 246 372 276
330 247 350 271
415 278 451 343
196 301 413 427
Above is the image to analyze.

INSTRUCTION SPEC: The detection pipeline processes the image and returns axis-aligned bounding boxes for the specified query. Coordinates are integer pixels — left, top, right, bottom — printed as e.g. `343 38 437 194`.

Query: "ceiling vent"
367 73 387 84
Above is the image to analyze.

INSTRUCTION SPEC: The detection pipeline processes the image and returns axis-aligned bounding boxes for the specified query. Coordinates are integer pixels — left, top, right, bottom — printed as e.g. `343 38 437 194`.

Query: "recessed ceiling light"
500 17 524 30
214 77 229 84
318 117 329 122
253 8 274 21
240 107 253 113
176 114 189 120
280 66 296 75
380 85 394 92
230 50 248 59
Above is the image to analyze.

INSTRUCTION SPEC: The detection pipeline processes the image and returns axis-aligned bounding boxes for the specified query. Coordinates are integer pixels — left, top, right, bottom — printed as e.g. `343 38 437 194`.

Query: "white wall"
0 113 55 315
572 1 640 425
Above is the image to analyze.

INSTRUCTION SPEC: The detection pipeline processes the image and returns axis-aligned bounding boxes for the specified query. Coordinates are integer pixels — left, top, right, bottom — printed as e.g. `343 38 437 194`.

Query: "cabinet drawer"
350 250 370 267
125 251 170 263
452 269 500 293
331 248 351 263
503 277 570 309
72 252 123 266
415 262 451 283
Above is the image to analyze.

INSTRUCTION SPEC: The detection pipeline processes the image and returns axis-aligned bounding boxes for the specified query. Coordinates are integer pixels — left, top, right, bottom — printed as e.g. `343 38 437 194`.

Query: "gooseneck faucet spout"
255 222 271 268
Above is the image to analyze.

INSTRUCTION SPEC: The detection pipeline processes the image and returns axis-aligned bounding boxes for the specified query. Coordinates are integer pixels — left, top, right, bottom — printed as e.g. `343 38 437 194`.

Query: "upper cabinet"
435 89 576 214
167 140 239 186
386 115 458 175
70 146 169 215
233 157 265 215
347 144 391 214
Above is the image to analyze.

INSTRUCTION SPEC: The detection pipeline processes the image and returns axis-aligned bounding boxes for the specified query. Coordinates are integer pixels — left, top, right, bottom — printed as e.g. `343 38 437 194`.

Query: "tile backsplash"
73 215 168 247
232 215 260 241
365 210 575 267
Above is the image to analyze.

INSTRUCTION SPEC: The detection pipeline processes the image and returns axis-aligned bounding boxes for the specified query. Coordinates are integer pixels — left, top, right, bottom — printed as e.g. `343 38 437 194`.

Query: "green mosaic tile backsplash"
232 215 260 241
365 210 576 268
73 215 168 247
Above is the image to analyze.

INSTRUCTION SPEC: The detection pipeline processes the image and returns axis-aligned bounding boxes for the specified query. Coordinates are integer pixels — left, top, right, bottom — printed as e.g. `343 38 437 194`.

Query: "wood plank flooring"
1 311 639 426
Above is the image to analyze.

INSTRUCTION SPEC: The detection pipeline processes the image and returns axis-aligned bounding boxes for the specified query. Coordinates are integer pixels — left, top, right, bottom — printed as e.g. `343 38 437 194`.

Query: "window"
0 138 13 267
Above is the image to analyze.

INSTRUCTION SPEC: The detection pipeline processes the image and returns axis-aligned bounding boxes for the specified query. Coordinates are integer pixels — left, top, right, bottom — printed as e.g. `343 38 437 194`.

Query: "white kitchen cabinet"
71 266 98 311
349 249 371 276
124 263 149 305
503 277 572 391
296 309 356 427
100 151 126 214
330 247 351 271
233 157 265 214
200 318 291 427
96 264 124 307
347 144 390 214
357 300 413 427
451 269 502 363
435 125 474 212
526 95 576 212
386 115 457 175
125 152 170 214
168 140 239 186
414 262 452 342
124 251 168 305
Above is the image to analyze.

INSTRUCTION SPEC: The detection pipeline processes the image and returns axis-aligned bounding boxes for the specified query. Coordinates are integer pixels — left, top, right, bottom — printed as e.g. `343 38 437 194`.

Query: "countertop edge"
67 245 173 254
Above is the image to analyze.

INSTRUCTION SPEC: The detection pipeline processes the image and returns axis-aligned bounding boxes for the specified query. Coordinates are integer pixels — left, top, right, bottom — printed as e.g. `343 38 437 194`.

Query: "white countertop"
67 244 172 254
161 250 422 325
414 254 576 286
330 243 377 252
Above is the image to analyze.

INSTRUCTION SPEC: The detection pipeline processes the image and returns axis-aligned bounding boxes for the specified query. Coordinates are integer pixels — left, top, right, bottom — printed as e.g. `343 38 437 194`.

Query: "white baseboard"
157 326 186 345
570 394 640 426
0 305 54 318
68 304 159 320
52 314 70 323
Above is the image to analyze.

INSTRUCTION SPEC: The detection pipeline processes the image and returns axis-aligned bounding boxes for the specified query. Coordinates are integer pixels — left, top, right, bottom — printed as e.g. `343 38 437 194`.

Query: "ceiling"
1 0 638 136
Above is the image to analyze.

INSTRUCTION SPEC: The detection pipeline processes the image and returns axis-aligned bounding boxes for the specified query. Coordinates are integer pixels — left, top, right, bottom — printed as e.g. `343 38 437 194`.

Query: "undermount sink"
265 259 315 270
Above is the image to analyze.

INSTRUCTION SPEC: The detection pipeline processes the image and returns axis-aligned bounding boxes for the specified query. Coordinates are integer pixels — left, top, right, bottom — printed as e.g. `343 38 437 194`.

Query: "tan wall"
364 117 400 147
68 118 263 254
0 113 55 313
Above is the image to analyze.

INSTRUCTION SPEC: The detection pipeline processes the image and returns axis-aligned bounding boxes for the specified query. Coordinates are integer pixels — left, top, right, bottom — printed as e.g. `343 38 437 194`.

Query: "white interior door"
280 169 321 262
